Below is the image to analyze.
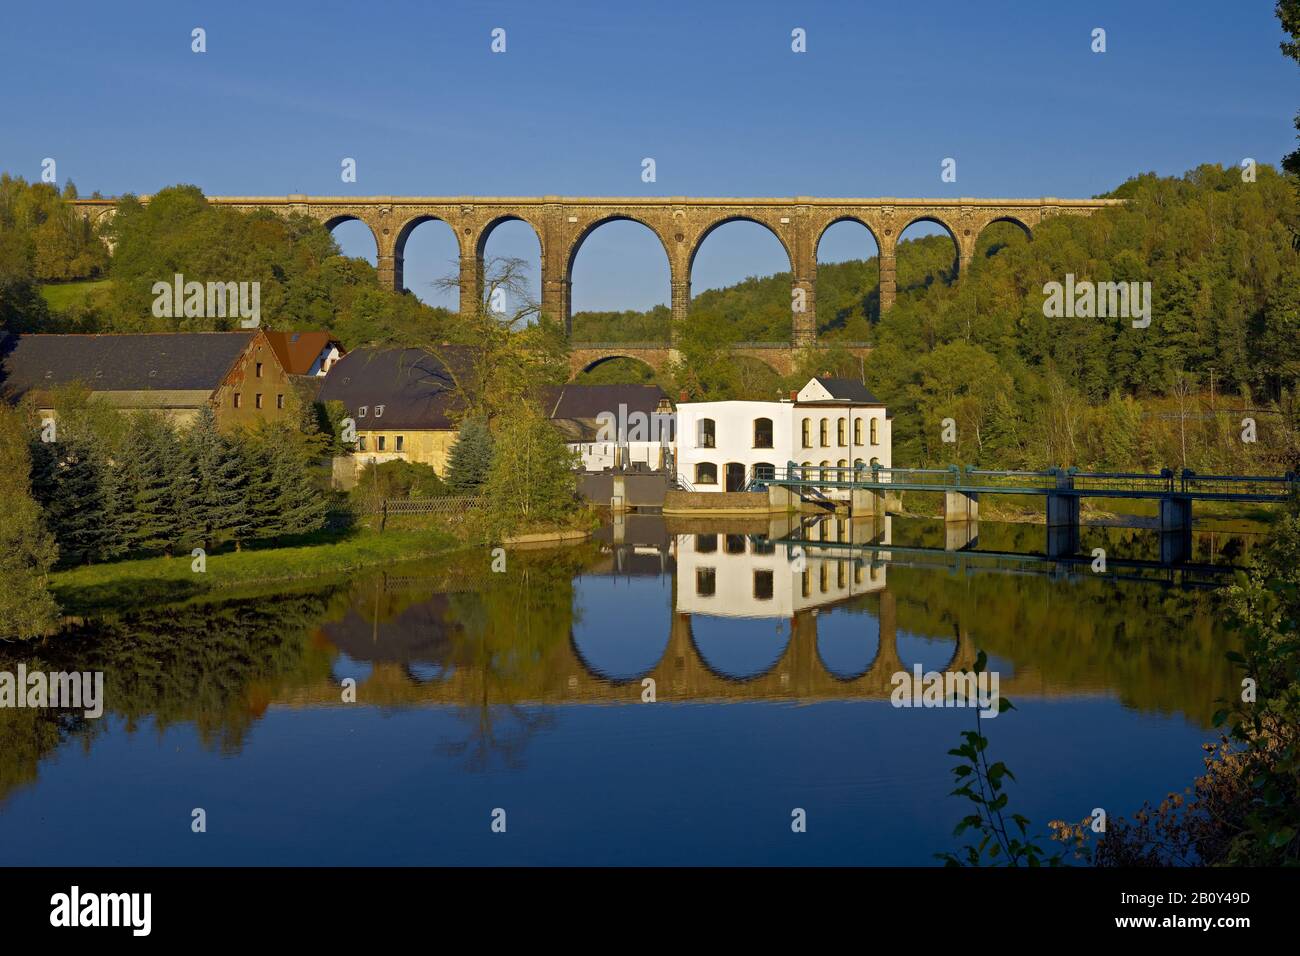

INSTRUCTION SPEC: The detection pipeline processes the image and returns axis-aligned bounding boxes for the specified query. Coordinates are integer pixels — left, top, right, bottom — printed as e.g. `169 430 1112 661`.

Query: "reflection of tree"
433 550 589 771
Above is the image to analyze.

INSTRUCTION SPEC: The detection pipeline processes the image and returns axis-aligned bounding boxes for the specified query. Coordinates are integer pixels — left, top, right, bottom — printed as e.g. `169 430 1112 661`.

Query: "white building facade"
673 377 891 496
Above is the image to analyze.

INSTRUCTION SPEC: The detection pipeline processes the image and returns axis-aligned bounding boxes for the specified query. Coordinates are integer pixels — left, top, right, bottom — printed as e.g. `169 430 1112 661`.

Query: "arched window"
837 419 846 446
699 417 716 449
819 418 829 446
801 460 813 480
753 417 773 448
870 417 879 445
695 462 717 485
801 418 811 448
753 462 775 481
854 418 863 445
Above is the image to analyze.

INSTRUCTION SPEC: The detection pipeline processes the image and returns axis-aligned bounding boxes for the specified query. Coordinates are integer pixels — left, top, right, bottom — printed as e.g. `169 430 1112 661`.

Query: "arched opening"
895 217 959 303
570 576 671 683
573 355 658 384
692 617 789 681
975 217 1032 262
478 216 542 318
394 216 459 309
816 218 881 336
326 216 378 267
725 462 746 492
689 218 793 343
569 217 671 343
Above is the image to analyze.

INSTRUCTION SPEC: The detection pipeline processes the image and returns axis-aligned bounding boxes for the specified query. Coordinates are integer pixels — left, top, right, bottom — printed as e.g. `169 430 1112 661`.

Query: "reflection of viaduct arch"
275 588 1000 708
70 195 1116 350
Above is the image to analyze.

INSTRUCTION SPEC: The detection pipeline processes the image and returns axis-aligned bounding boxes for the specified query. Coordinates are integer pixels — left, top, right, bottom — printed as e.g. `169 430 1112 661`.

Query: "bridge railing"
759 463 1299 500
1069 468 1176 495
1178 470 1298 500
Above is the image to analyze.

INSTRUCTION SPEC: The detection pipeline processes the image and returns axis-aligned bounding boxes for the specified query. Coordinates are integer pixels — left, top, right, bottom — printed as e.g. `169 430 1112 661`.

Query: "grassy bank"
50 528 464 617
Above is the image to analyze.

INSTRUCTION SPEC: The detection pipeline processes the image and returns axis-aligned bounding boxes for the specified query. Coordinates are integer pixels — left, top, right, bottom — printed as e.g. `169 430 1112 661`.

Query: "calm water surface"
0 514 1257 865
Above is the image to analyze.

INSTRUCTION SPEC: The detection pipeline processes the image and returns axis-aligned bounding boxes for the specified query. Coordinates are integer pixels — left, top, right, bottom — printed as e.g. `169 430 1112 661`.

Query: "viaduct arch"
70 195 1120 375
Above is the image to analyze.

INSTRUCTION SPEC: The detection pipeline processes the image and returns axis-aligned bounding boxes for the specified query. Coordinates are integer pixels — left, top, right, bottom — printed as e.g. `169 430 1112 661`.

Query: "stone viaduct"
69 195 1121 378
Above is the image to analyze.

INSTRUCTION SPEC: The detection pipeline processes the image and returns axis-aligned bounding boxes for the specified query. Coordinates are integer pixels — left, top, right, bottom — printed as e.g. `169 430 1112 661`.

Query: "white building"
673 377 891 496
547 383 674 472
675 515 892 620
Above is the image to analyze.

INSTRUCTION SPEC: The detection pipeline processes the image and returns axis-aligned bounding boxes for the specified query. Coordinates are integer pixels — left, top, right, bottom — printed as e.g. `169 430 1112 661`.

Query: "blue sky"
3 0 1294 311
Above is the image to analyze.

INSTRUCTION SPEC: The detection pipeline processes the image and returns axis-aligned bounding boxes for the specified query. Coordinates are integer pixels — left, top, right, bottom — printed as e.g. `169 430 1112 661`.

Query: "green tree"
445 416 494 495
0 404 59 637
481 404 581 538
183 407 247 550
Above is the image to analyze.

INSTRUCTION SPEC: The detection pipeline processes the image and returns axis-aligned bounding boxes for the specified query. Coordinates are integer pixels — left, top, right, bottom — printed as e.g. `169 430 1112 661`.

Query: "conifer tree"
184 407 247 551
445 416 494 495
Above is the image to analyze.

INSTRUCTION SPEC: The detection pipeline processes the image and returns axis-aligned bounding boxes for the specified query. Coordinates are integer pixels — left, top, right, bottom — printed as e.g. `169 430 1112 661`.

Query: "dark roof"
0 332 256 399
544 383 669 420
810 377 882 404
315 346 475 430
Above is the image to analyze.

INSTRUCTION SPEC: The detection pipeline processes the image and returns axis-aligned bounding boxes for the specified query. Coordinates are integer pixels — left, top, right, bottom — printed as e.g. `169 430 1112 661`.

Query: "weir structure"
754 464 1299 564
69 194 1122 378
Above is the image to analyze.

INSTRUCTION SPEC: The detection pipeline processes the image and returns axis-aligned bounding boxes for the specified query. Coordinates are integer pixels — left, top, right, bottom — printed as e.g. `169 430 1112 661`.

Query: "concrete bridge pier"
945 521 979 551
1159 496 1193 564
1045 524 1080 558
1045 493 1081 557
944 490 979 523
851 486 885 517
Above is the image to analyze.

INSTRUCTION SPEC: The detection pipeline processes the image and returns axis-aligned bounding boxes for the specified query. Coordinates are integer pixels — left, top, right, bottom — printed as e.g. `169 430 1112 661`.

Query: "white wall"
570 441 666 471
674 516 891 619
674 400 891 494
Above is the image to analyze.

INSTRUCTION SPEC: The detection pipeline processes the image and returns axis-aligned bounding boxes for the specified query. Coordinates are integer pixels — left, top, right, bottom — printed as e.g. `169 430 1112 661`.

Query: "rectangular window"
255 393 263 409
358 436 367 451
378 436 386 451
696 568 716 597
233 393 242 408
396 436 405 452
276 394 284 409
255 362 263 378
753 570 774 601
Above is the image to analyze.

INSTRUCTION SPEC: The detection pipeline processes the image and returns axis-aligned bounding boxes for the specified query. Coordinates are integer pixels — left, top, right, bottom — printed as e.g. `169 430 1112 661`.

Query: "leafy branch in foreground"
938 650 1063 866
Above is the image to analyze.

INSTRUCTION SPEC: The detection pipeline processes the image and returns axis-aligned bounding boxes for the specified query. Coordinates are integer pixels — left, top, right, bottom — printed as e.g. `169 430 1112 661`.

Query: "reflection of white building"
673 377 891 494
675 515 892 619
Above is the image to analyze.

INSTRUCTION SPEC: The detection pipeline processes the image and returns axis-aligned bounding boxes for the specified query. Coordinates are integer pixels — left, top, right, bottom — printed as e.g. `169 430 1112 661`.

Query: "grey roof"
810 377 883 404
0 332 256 398
315 346 475 430
544 383 669 420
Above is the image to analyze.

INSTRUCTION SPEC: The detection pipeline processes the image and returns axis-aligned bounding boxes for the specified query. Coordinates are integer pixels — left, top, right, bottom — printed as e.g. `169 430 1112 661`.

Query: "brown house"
0 330 312 428
263 331 345 380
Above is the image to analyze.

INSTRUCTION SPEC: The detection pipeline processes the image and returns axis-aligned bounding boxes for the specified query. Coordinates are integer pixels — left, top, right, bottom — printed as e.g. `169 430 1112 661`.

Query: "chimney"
679 390 689 402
